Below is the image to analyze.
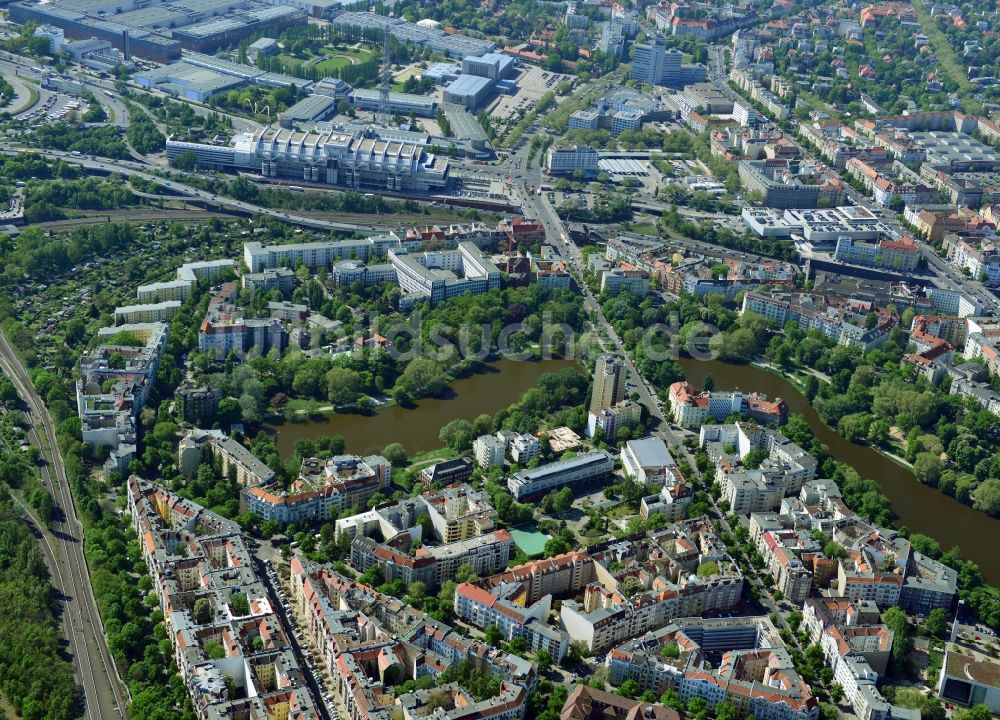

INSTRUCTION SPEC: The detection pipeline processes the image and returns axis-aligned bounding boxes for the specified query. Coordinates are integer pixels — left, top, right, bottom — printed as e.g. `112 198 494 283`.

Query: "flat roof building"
507 450 614 501
444 75 495 112
462 53 515 82
279 93 340 128
350 89 438 117
167 127 449 193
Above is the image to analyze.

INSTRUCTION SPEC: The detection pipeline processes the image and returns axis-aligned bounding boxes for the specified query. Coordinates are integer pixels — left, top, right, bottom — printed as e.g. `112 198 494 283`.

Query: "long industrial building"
166 126 450 192
10 0 307 61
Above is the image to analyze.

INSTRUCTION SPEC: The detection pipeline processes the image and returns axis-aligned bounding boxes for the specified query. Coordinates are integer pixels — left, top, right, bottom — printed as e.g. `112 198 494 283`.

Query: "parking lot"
18 93 90 124
490 66 574 121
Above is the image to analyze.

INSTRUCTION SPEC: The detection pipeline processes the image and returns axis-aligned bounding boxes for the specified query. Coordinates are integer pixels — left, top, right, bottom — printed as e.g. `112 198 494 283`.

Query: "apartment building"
507 450 615 501
668 381 788 429
76 321 169 475
473 433 506 468
175 383 222 424
562 686 681 720
243 234 404 273
759 528 822 603
700 423 817 515
137 258 236 303
560 524 744 653
608 616 819 720
943 233 1000 285
126 477 323 720
587 400 642 441
455 577 572 661
241 267 296 294
639 482 693 522
207 437 269 487
230 454 392 524
600 268 650 297
198 283 288 359
591 354 627 413
115 300 182 325
455 550 603 660
285 556 535 720
352 529 514 590
741 292 896 351
729 69 789 120
388 241 502 308
833 235 921 272
802 599 914 720
831 523 957 614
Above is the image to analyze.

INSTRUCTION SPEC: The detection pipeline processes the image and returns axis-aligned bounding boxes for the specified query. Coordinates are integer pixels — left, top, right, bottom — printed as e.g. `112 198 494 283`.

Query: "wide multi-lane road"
0 332 129 720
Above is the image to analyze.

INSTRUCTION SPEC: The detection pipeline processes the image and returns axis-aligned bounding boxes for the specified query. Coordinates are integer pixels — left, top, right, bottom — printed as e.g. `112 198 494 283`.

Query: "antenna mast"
377 31 392 121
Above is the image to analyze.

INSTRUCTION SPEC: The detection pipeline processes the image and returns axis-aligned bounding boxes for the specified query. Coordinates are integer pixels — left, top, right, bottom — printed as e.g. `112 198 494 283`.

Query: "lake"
269 357 580 458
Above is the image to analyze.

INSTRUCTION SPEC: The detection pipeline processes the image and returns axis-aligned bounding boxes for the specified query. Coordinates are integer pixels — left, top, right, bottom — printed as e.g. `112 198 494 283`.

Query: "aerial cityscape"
0 0 998 720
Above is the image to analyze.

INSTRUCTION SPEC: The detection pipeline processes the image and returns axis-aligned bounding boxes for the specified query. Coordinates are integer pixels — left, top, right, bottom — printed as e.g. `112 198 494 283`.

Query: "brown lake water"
268 357 580 458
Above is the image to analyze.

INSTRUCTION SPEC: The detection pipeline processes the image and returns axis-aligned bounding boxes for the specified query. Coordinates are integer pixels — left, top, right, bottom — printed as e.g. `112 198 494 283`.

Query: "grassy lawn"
605 503 634 520
282 397 333 414
406 446 459 467
314 56 354 74
623 222 658 235
326 44 375 61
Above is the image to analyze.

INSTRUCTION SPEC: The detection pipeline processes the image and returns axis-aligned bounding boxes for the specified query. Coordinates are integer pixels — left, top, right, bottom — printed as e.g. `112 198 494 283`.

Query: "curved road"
0 146 380 233
0 332 129 720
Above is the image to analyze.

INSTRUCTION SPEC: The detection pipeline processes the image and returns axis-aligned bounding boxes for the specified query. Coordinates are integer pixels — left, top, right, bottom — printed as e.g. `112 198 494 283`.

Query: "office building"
621 437 677 487
545 145 599 176
350 89 438 117
631 34 707 88
938 648 1000 714
331 12 495 59
419 457 474 487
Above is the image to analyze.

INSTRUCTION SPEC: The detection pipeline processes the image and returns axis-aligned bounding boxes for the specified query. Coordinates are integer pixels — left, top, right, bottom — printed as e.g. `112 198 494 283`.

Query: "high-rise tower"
590 354 626 413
